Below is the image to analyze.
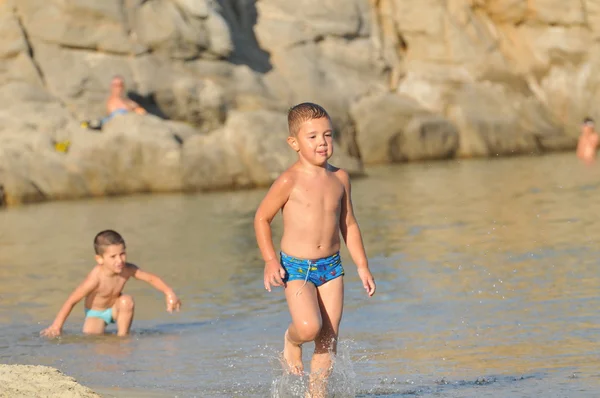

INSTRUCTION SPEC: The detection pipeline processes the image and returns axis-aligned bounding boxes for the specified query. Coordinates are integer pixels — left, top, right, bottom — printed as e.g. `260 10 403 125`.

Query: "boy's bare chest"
96 276 128 298
290 179 344 209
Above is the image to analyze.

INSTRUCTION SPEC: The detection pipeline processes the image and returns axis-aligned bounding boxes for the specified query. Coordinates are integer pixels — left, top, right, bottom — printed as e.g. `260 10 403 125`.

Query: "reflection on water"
1 152 600 397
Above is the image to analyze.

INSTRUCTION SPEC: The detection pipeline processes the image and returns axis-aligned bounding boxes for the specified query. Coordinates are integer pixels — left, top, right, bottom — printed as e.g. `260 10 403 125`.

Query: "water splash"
271 340 358 398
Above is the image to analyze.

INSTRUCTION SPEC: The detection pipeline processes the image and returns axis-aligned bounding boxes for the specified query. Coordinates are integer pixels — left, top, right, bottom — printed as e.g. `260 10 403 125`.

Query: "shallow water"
2 152 600 397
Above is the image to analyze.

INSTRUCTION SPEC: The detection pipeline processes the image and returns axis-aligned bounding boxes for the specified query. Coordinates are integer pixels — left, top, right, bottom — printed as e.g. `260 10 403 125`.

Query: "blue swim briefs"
84 307 114 325
280 251 344 287
101 108 128 125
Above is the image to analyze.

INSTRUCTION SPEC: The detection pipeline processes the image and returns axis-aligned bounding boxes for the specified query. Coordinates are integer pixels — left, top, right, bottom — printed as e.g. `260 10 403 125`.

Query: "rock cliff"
0 0 596 205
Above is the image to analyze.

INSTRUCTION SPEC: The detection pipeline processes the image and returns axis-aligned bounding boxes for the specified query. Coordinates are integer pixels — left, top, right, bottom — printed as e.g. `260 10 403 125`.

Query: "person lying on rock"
40 229 181 337
104 75 147 122
80 76 147 130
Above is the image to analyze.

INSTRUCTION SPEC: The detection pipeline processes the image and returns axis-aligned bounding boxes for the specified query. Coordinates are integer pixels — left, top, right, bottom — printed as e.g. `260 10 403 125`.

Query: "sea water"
1 153 600 397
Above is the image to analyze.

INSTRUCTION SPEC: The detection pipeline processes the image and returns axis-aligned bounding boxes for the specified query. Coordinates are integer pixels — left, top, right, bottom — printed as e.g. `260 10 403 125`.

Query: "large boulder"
446 82 568 157
153 76 227 133
390 114 459 162
0 82 79 143
254 0 368 50
132 0 233 60
16 0 134 54
16 0 136 54
540 46 600 133
66 113 186 195
16 0 233 59
182 110 293 191
182 110 363 191
0 132 89 205
351 92 459 164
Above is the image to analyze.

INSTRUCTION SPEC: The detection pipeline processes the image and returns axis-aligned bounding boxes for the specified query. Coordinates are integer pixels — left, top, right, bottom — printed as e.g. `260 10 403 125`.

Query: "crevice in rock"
171 1 193 26
172 133 184 145
355 0 366 37
217 0 273 73
282 32 364 51
284 39 313 50
121 0 153 59
0 184 5 208
283 34 341 50
369 0 407 90
56 42 148 57
581 0 589 29
28 180 47 201
14 12 46 86
344 119 362 161
120 0 132 38
129 92 169 119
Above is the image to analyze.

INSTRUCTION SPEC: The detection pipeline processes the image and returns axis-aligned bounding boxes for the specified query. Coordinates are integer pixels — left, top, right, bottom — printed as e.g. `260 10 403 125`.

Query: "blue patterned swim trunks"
280 251 345 287
84 307 114 325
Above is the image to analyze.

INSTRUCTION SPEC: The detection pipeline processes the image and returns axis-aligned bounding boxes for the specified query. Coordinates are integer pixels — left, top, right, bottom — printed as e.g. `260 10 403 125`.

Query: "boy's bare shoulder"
123 262 139 276
329 165 350 184
274 165 300 187
85 265 102 285
89 265 102 276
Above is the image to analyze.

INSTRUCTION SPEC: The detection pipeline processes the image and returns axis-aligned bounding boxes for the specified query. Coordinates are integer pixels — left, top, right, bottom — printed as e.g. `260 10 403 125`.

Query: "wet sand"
0 364 100 398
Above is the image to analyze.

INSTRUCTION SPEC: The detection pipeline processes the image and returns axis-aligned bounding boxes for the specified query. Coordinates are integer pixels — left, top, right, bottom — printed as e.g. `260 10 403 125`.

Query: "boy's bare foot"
283 330 303 375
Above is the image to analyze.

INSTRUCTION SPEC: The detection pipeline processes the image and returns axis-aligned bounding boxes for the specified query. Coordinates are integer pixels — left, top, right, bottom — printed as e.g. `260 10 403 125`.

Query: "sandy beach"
0 365 100 398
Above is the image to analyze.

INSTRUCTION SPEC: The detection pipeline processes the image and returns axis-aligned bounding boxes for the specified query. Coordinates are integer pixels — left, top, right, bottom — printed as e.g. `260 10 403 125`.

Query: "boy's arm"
338 170 376 296
131 265 181 312
254 173 293 291
40 271 99 337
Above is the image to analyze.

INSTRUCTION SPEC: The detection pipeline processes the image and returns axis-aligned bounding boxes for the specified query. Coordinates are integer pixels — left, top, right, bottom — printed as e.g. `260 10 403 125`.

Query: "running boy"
40 230 181 337
254 103 376 394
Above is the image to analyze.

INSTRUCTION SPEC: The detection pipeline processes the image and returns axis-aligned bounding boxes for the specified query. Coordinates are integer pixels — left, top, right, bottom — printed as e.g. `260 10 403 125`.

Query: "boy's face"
95 244 127 274
287 117 334 165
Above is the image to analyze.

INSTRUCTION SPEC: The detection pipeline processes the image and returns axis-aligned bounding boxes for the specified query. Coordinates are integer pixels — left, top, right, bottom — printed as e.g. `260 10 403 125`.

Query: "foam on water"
271 340 358 398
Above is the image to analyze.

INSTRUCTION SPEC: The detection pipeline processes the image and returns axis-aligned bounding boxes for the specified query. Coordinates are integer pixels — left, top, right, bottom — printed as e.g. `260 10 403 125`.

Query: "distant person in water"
577 117 599 165
105 75 146 121
254 102 376 397
40 230 181 338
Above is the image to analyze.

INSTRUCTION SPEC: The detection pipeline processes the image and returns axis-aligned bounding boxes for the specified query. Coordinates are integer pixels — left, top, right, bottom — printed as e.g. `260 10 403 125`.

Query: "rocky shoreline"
1 0 595 206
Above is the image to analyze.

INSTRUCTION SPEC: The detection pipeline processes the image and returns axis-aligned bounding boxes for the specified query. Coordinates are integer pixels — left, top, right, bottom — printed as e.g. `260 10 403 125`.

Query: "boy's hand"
358 267 376 297
165 293 181 313
40 325 61 338
264 259 286 292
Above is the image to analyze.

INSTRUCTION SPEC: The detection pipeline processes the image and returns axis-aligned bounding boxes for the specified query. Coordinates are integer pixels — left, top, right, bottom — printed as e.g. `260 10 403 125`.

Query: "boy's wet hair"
94 230 126 255
287 102 330 136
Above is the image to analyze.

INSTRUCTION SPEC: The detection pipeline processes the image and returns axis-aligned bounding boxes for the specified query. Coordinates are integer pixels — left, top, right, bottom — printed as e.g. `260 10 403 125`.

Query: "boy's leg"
284 280 323 374
310 276 344 397
82 317 106 335
111 294 135 337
